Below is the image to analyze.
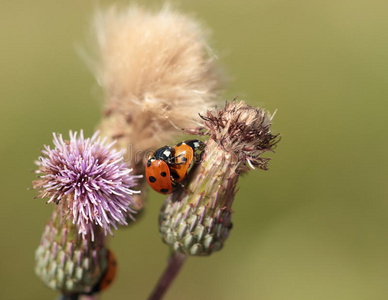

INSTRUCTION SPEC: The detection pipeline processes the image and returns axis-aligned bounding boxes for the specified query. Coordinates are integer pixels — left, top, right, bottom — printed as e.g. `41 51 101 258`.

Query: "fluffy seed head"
89 4 221 154
33 130 140 239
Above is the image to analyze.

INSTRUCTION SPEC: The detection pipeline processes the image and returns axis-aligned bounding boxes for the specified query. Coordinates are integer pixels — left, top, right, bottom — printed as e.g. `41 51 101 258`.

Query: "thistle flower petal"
33 130 140 239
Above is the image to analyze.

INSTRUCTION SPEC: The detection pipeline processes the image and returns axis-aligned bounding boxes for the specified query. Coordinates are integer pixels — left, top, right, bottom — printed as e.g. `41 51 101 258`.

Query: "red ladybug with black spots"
146 145 182 194
169 140 205 184
145 140 205 195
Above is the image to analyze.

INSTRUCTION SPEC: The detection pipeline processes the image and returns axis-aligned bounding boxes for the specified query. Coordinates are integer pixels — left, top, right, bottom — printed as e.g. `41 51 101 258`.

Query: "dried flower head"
90 4 221 155
200 100 278 172
159 101 278 256
33 130 140 239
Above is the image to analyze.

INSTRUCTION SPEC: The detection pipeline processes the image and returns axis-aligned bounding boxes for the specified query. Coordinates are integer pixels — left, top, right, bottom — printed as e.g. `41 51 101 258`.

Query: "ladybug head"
153 146 175 162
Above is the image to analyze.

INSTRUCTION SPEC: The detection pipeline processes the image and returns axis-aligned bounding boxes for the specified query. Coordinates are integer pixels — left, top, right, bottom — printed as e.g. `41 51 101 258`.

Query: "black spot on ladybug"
176 142 183 146
149 176 156 183
171 171 180 179
181 157 187 163
160 172 167 177
160 189 169 193
147 161 151 167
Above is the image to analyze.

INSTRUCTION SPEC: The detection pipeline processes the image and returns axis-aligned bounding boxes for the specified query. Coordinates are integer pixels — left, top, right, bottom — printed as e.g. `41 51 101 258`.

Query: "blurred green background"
1 0 387 299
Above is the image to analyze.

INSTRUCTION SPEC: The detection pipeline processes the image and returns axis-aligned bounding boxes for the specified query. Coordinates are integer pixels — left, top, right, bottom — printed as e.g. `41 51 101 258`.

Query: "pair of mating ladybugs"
146 140 205 194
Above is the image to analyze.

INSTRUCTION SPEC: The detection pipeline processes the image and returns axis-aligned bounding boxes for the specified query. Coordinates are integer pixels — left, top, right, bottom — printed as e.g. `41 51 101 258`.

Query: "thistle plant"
31 4 276 299
151 101 279 299
33 131 139 297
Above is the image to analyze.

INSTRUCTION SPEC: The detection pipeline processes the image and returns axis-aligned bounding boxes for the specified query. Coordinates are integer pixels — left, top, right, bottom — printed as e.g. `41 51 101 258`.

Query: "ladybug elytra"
146 146 181 194
145 140 205 195
169 140 205 184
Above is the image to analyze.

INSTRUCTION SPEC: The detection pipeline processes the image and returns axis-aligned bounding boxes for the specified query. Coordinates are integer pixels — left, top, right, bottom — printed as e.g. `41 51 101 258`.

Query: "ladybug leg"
193 151 204 163
194 141 205 161
171 178 190 195
168 153 186 165
171 178 185 189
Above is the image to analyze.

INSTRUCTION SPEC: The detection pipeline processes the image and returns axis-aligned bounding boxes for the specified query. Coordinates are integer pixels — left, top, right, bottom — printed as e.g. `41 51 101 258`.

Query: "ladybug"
169 140 205 184
146 145 182 194
87 249 117 295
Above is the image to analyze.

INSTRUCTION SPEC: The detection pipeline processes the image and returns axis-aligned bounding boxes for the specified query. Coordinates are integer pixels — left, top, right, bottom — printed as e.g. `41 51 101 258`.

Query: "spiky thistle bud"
159 101 278 256
86 5 222 221
35 208 108 294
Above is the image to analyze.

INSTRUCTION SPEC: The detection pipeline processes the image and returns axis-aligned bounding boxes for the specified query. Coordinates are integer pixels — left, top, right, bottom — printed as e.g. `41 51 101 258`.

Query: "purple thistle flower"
33 130 140 240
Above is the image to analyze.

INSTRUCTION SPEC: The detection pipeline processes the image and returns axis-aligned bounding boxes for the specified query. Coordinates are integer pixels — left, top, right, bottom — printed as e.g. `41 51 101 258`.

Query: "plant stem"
148 252 187 300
